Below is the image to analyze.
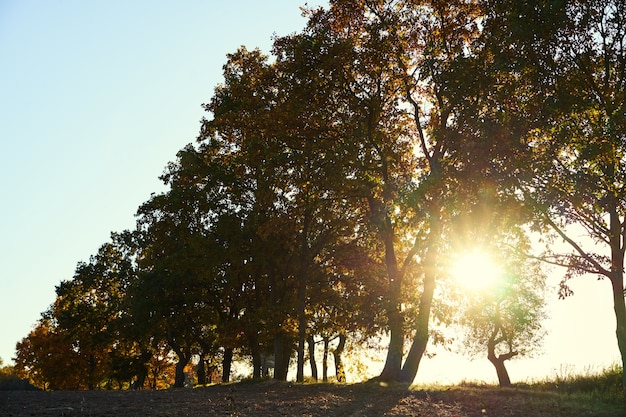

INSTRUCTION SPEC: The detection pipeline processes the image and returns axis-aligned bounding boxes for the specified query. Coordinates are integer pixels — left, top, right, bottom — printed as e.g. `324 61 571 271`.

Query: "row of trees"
14 0 626 390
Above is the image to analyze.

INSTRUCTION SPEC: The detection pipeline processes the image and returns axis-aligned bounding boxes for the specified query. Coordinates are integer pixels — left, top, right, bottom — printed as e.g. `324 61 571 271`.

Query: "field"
1 380 624 417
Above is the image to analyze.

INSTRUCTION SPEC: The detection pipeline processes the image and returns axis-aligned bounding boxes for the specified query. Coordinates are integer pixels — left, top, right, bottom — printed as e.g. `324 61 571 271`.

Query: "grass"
3 370 625 416
435 364 626 416
521 364 624 403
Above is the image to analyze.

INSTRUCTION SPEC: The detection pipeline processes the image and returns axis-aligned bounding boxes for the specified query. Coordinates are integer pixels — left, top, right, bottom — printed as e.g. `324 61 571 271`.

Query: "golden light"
450 250 502 290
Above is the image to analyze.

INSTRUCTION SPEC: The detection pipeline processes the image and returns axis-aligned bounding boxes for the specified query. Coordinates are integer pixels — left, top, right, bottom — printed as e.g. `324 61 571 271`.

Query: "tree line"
13 0 626 390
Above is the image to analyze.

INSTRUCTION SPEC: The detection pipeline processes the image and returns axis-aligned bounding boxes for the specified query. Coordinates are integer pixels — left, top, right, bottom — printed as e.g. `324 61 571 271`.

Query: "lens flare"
450 250 502 290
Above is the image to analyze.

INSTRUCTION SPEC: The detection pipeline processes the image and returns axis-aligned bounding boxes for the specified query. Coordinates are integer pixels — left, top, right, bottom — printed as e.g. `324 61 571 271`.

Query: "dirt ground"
1 381 624 417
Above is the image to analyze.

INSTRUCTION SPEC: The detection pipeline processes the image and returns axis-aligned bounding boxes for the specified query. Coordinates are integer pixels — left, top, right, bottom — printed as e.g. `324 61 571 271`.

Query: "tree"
271 13 401 382
50 236 136 389
312 0 496 383
197 41 381 381
452 234 547 387
15 232 178 390
17 0 586 388
484 0 626 389
135 184 226 387
198 47 299 381
210 0 504 384
304 231 388 382
278 2 424 383
0 357 35 391
127 0 522 386
14 318 84 390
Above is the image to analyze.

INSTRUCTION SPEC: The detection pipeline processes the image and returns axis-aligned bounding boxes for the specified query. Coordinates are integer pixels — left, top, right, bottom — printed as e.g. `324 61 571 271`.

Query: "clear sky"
0 0 620 384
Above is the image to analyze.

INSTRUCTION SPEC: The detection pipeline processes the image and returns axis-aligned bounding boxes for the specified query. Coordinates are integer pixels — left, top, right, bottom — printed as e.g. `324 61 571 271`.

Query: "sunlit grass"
523 364 624 403
398 364 625 416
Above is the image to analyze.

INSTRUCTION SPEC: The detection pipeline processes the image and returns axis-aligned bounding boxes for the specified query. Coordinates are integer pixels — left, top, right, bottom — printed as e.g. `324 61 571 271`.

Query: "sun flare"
450 250 502 290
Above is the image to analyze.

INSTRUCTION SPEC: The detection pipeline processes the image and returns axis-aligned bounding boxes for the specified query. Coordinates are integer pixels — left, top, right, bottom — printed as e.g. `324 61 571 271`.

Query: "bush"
0 366 40 391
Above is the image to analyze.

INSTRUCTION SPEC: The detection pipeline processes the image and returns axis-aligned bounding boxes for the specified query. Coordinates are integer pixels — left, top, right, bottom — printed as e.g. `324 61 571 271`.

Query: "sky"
0 1 621 384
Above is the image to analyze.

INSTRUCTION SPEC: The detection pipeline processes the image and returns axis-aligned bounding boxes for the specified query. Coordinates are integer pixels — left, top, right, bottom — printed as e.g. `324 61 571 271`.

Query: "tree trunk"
486 322 516 388
133 371 146 389
87 354 97 390
307 335 318 381
378 306 404 381
322 336 329 382
488 354 512 387
274 333 286 381
610 272 626 390
173 351 190 388
333 333 347 382
196 356 206 386
369 196 406 382
487 343 516 388
296 208 311 383
247 330 262 379
132 350 151 389
296 305 307 382
608 206 626 390
222 348 233 383
376 232 404 381
398 221 440 384
167 325 190 388
273 331 291 381
398 269 436 383
251 351 262 380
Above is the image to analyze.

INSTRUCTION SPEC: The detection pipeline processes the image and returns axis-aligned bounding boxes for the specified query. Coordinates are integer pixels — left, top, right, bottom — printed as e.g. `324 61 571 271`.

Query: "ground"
1 381 624 416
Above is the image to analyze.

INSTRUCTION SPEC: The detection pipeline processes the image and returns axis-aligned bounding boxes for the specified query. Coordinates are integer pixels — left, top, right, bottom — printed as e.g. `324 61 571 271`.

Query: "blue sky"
0 0 326 366
0 0 620 383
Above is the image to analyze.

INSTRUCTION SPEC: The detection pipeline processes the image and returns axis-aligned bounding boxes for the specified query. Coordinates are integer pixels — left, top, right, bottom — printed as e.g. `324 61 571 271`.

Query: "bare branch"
542 214 612 276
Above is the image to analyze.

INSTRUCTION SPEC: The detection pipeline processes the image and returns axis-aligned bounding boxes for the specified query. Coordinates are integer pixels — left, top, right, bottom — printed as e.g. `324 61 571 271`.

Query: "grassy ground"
1 379 624 417
1 366 624 416
514 363 625 405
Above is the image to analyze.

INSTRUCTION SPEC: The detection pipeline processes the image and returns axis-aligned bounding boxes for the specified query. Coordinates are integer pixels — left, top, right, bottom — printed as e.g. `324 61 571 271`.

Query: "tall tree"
272 27 390 381
286 2 423 383
312 0 497 383
198 41 381 381
135 184 225 387
485 0 626 389
197 47 300 380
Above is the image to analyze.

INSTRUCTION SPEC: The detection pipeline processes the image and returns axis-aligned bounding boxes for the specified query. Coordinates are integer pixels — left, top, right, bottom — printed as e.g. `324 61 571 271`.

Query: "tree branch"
542 213 611 276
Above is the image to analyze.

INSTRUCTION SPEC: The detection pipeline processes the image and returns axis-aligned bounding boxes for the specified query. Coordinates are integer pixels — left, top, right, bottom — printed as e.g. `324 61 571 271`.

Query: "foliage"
14 318 85 390
489 0 626 389
49 236 136 389
452 236 548 386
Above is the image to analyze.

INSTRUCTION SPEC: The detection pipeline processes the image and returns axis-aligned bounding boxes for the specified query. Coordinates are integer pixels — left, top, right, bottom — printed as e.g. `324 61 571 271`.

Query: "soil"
1 381 623 417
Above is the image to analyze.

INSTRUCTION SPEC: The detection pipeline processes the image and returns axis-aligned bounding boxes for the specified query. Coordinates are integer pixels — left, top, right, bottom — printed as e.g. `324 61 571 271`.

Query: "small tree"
14 318 85 390
454 242 547 387
0 357 37 391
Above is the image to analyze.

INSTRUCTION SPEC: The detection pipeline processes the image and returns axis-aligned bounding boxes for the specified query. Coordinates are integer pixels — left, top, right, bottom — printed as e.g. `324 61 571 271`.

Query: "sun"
450 250 503 290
